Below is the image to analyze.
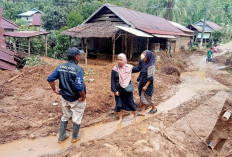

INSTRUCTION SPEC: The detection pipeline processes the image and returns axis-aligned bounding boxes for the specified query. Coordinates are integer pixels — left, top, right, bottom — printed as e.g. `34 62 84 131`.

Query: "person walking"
206 48 214 63
47 47 86 143
137 50 157 116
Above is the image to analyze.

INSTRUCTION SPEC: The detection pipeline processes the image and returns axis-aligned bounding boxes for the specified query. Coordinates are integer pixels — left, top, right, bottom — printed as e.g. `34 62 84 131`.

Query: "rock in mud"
29 133 36 139
50 132 57 136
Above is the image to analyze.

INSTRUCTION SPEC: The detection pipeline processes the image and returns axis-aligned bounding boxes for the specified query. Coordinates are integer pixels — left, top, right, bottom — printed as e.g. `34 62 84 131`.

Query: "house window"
27 18 28 20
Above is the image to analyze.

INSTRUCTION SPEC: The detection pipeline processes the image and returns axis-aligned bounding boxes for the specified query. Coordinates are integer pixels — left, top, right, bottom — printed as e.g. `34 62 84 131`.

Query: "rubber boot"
58 121 69 143
71 123 80 143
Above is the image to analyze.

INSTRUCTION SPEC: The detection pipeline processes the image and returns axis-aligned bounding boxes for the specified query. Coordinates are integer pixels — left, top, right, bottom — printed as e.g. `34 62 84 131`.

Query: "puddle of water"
0 69 228 157
0 115 133 157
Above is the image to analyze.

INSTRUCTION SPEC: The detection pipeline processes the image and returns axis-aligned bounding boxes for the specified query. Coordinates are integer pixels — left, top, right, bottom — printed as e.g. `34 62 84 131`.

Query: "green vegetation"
1 0 232 59
25 56 46 66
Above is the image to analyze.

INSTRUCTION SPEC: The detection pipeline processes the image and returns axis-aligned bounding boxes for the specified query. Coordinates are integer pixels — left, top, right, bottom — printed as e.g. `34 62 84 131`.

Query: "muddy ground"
0 52 185 144
1 41 232 157
42 43 232 157
45 94 232 157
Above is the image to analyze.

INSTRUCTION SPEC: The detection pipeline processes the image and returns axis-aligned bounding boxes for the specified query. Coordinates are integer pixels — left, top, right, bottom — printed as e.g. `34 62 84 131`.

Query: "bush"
25 56 46 66
189 45 198 51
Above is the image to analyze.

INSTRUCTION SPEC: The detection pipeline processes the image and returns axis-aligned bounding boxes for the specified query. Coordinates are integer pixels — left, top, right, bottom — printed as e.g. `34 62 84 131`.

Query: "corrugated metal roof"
168 21 193 33
31 13 42 26
115 25 153 37
84 3 188 36
0 48 16 65
194 20 222 31
3 31 50 38
0 47 16 71
206 20 222 30
188 24 211 33
1 18 19 30
0 60 16 71
139 28 186 36
18 9 42 17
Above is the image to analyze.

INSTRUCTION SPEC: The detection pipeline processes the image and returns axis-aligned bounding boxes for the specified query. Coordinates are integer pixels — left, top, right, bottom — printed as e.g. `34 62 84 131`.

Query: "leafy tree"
67 9 83 28
42 7 67 30
14 18 28 26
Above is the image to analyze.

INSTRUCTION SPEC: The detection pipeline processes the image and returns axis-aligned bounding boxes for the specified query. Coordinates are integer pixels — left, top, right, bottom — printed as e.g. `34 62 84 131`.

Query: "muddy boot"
58 121 69 143
71 123 80 143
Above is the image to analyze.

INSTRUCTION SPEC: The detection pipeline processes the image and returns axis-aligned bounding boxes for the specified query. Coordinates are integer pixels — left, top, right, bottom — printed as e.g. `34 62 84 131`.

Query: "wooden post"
14 37 17 53
80 38 84 48
146 38 149 49
69 36 72 48
85 38 88 69
125 33 127 57
130 36 133 60
45 35 47 56
28 38 31 56
112 34 115 62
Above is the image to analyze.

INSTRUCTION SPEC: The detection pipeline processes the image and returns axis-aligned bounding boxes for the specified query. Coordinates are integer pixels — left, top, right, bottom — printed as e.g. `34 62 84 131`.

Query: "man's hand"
53 88 60 95
79 91 86 101
79 96 86 101
49 82 60 95
114 91 120 96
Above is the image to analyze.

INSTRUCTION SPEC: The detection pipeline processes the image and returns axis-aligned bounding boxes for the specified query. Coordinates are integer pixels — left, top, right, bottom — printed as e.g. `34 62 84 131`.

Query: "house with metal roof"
187 19 222 42
18 8 43 29
168 21 194 51
63 3 192 61
0 17 19 32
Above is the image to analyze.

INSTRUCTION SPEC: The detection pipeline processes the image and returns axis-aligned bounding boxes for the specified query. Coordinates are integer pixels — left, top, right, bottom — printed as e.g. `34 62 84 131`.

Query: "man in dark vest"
47 47 86 143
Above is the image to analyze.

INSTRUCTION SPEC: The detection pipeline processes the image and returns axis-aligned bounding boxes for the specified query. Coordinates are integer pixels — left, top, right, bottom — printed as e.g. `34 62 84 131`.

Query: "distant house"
187 19 222 42
0 17 19 32
63 3 192 61
18 8 42 29
169 21 194 50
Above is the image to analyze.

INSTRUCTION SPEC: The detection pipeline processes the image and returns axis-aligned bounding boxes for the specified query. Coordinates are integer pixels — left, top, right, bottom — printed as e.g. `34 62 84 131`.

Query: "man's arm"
47 68 60 95
48 82 60 95
75 70 86 101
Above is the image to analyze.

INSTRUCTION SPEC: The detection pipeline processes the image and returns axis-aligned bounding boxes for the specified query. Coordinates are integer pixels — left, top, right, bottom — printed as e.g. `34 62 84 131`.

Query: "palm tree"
159 0 184 23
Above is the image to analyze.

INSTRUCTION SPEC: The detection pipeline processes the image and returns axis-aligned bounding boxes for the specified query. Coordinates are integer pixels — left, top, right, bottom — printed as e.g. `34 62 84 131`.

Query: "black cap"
67 47 84 57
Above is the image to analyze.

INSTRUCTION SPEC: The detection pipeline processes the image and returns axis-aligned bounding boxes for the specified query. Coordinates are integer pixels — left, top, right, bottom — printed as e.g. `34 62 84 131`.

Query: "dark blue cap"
67 47 84 57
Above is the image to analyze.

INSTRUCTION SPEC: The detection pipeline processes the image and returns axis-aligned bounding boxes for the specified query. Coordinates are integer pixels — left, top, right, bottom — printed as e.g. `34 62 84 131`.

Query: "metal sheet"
115 26 152 37
0 60 16 71
153 34 176 39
